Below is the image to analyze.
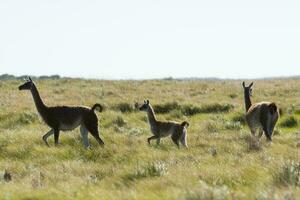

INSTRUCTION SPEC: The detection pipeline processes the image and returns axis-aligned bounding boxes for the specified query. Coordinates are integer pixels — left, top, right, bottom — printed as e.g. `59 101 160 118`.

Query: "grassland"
0 78 299 200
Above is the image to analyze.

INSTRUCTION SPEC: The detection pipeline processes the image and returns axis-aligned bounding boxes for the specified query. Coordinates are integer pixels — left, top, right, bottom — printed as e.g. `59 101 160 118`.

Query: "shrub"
199 103 234 113
209 146 217 157
294 105 300 115
276 161 300 186
17 112 38 125
231 112 246 125
154 102 234 116
182 105 202 116
229 93 238 99
114 103 134 113
153 102 181 114
279 115 298 128
169 109 183 118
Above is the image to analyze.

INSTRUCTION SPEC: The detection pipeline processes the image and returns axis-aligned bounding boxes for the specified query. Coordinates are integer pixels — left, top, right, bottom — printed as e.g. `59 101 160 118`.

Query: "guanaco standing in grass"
138 100 189 148
242 82 279 141
18 77 104 148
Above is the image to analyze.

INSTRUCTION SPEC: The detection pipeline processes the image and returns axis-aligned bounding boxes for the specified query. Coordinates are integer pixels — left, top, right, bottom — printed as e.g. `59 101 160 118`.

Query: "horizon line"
0 73 300 81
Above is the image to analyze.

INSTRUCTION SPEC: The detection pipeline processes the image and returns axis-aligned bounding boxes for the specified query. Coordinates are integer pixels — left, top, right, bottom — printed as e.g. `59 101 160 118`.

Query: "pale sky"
0 0 300 79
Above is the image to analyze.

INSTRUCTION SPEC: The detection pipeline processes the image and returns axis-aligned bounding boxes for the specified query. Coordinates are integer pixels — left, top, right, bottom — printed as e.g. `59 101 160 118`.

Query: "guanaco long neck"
147 105 157 126
30 83 48 115
244 90 252 112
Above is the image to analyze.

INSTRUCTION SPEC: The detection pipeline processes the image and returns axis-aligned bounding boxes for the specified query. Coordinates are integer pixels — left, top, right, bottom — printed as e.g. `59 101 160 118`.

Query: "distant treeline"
0 74 61 80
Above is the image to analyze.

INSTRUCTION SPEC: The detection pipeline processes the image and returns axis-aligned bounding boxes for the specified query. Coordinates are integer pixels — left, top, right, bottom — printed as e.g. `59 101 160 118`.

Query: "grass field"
0 78 299 200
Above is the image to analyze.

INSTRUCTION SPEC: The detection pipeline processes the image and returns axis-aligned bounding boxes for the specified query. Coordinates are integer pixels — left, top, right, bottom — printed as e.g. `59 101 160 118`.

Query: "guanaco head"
18 77 34 90
242 81 253 96
139 99 150 111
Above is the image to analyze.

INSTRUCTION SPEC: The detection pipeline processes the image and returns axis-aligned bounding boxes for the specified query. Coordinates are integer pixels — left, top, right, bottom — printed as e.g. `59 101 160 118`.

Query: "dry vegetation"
0 78 299 200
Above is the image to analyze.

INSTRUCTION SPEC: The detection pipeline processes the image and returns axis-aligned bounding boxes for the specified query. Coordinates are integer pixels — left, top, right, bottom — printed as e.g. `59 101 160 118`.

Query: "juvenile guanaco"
138 100 189 148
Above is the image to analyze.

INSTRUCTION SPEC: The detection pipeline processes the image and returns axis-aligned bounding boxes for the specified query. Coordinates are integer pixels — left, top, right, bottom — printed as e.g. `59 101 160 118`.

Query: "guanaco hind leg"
80 125 90 148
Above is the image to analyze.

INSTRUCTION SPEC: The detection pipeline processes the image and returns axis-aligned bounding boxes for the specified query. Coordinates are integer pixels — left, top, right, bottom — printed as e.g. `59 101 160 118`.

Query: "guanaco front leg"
42 129 54 147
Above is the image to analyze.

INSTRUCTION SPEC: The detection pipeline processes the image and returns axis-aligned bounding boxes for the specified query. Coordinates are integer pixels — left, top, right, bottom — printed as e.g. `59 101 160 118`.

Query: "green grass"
0 78 299 200
280 115 298 128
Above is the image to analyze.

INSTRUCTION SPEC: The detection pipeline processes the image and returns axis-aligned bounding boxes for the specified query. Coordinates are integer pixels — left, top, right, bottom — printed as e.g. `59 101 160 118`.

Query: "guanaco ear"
144 100 147 104
242 82 245 88
146 99 149 104
249 82 253 87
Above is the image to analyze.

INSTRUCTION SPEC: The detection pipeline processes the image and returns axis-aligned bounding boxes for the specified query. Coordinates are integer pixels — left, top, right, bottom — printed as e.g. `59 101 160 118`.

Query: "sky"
0 0 300 79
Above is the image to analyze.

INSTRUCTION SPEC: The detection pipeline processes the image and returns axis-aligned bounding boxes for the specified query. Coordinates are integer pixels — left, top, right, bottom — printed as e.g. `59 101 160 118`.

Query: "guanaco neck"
147 105 157 126
30 83 48 115
244 89 252 112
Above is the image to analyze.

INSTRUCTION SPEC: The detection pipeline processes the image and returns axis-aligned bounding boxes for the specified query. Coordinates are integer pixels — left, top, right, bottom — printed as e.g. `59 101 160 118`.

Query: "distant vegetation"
0 74 61 80
152 102 234 116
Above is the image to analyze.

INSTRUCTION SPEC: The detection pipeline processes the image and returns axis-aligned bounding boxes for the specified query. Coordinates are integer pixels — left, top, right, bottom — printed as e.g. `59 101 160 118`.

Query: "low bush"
181 105 202 116
153 102 181 114
231 112 246 125
153 102 234 116
279 115 298 128
199 103 234 113
114 103 134 113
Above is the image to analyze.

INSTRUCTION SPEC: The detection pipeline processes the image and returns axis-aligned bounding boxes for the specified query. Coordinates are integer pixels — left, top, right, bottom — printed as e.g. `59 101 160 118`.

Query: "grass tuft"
244 135 262 152
113 115 126 127
124 161 168 181
203 120 220 133
185 180 230 200
275 161 300 186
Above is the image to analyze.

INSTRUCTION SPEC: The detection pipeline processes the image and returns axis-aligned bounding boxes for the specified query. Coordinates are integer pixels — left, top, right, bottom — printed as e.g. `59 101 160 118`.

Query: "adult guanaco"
18 77 104 148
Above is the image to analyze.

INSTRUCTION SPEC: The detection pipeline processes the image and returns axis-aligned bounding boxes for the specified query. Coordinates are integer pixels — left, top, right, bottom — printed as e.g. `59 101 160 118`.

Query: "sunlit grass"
0 78 299 199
